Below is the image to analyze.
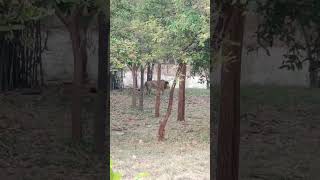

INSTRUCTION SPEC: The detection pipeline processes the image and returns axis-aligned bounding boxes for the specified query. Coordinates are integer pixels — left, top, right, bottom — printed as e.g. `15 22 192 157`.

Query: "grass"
111 88 210 179
112 85 320 180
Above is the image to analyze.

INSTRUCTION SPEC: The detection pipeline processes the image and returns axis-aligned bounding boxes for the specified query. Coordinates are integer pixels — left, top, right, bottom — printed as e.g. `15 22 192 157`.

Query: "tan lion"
144 80 170 95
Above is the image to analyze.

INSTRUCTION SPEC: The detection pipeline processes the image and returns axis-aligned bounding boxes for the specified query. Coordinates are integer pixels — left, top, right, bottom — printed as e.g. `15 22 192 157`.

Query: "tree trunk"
147 63 154 81
309 61 319 88
177 63 186 121
80 28 88 84
94 12 109 154
216 5 245 180
69 21 83 143
139 66 145 111
206 74 210 89
158 64 182 141
155 63 161 117
131 66 138 108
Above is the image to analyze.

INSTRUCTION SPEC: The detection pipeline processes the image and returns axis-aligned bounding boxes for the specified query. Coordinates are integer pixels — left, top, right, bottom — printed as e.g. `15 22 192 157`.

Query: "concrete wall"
42 13 311 87
211 47 309 87
42 16 99 82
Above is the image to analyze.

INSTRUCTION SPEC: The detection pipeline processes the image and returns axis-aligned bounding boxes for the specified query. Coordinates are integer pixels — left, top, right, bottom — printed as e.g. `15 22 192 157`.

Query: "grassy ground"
237 86 320 180
112 86 320 180
111 88 210 180
1 85 319 179
0 85 106 180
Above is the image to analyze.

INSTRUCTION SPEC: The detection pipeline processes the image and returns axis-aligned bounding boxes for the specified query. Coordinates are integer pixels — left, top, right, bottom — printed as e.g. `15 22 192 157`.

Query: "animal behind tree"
144 80 170 95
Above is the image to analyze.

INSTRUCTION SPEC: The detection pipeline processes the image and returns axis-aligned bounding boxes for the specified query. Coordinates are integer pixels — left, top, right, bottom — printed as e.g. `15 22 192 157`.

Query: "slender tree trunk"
69 21 83 143
206 74 210 89
139 66 145 111
309 61 319 88
80 28 88 84
135 69 138 88
216 5 245 180
94 12 108 154
147 63 154 81
155 63 161 117
131 66 138 108
177 63 186 121
158 64 182 141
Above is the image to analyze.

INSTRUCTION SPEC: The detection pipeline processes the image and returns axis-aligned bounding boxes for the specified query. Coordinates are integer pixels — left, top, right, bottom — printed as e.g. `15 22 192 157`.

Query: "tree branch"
54 5 70 26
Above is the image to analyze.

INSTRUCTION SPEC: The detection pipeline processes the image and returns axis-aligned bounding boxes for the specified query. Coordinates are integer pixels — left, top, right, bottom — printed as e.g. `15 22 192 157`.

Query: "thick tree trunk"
139 66 145 111
177 63 186 121
147 63 154 81
69 22 83 143
155 63 161 117
131 66 138 108
216 5 245 180
158 64 182 141
94 12 109 154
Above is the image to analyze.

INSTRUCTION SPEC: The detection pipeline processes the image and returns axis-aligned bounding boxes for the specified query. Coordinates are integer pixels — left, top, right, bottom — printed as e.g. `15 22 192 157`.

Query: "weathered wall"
42 13 310 87
42 16 99 82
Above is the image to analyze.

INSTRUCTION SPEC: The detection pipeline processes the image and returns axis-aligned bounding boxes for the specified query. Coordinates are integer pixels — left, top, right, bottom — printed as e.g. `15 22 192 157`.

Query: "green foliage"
0 0 52 32
110 159 122 180
111 0 210 74
110 159 150 180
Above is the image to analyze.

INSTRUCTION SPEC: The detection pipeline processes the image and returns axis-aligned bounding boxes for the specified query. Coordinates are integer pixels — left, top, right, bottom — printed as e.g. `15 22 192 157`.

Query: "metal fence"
0 21 44 92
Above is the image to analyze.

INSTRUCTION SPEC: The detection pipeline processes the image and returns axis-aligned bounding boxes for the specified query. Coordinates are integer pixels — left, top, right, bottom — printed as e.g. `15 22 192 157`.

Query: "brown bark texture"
155 63 161 117
139 66 145 111
158 64 182 141
131 66 138 108
177 63 186 121
147 63 154 81
216 5 245 180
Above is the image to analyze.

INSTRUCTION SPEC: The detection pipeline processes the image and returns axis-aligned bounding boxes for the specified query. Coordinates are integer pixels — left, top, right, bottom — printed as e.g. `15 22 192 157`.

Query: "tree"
139 65 145 111
0 0 51 32
111 0 169 109
155 63 161 117
166 0 209 122
158 64 182 141
255 0 320 88
177 63 186 121
146 63 154 81
50 1 100 142
95 8 109 154
211 1 247 179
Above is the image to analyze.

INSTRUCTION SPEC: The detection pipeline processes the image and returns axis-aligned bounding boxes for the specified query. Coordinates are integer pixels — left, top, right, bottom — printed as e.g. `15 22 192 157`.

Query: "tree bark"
147 63 154 81
69 20 83 143
94 12 109 154
80 28 88 84
309 61 319 88
139 66 145 111
216 5 245 180
131 66 138 108
177 63 186 121
158 64 182 141
155 63 161 117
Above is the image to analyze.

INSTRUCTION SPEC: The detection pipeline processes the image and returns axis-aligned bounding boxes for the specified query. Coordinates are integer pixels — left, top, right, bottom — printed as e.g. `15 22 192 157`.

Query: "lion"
144 80 170 95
